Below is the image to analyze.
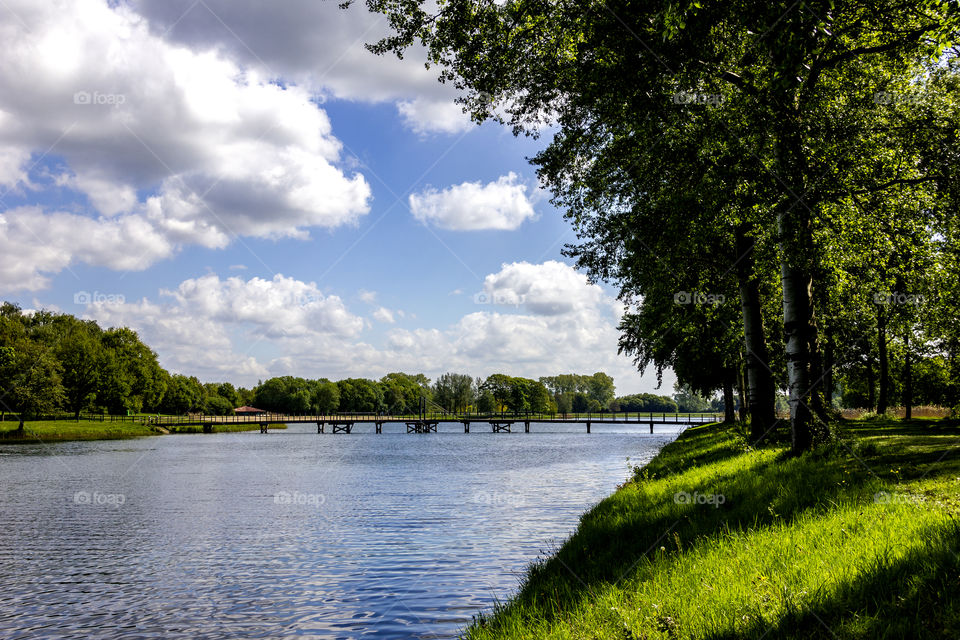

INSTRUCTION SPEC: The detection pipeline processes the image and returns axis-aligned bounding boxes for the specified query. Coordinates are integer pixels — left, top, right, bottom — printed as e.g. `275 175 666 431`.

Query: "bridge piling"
586 420 591 434
317 422 324 433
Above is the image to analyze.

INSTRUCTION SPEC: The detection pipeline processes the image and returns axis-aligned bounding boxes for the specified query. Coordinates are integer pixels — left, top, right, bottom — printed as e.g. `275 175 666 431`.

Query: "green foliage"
614 393 679 413
433 372 474 412
672 383 713 413
481 374 552 413
336 377 385 413
358 0 960 452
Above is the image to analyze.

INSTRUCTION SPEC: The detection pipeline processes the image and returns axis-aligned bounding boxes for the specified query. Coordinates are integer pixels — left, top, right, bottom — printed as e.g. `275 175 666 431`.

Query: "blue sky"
0 0 675 394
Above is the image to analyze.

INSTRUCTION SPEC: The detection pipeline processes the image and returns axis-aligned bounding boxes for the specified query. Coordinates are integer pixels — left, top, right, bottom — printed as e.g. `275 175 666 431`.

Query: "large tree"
358 0 959 451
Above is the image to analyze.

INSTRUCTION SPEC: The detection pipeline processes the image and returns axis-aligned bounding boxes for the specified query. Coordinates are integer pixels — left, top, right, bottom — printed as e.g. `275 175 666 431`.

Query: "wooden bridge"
147 412 721 434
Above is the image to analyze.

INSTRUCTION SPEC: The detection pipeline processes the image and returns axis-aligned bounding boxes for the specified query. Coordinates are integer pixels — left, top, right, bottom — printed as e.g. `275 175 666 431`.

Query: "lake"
0 422 681 639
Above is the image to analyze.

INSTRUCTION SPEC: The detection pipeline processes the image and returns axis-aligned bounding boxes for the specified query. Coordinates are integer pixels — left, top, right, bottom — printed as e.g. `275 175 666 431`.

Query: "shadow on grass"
707 520 960 639
488 421 959 635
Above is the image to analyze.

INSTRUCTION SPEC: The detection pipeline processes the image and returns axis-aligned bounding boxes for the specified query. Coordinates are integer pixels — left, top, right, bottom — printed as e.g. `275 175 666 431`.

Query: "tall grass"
467 420 960 639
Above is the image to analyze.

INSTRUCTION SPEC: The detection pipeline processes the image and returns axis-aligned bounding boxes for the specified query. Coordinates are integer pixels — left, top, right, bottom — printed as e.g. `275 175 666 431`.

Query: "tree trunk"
867 355 876 410
735 224 777 442
781 250 818 452
737 360 748 423
904 333 913 420
877 303 889 415
823 329 834 409
723 370 736 423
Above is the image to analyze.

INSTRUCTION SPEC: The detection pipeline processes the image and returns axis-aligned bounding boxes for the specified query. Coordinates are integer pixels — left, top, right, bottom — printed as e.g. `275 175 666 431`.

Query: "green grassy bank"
468 419 960 639
0 419 283 443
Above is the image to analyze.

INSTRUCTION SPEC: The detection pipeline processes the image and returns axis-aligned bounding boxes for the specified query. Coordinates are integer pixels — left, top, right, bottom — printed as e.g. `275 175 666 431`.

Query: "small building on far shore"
235 405 266 416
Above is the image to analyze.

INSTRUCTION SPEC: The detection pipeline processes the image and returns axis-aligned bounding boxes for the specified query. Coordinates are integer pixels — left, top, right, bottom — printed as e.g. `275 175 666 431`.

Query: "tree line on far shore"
0 303 712 426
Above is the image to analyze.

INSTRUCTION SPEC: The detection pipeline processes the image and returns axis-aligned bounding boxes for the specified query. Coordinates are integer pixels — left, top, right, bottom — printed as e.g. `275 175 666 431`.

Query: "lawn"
467 418 960 639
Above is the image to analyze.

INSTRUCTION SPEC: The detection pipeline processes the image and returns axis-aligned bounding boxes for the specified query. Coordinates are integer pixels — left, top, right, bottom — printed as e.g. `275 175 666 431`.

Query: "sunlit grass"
467 420 960 639
0 419 282 442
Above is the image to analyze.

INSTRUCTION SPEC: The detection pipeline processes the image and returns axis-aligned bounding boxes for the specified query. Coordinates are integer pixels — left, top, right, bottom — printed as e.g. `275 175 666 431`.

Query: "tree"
56 325 103 420
161 374 204 415
0 343 64 429
476 389 497 414
433 372 474 412
381 372 431 413
359 0 960 453
336 378 384 413
312 380 340 414
673 384 712 414
100 328 166 414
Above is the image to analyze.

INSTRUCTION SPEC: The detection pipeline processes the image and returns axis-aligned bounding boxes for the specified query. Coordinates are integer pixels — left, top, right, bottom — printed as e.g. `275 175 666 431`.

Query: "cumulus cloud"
0 206 174 293
372 307 395 323
81 263 668 393
479 260 608 315
85 273 365 379
409 173 537 231
129 0 472 134
0 0 371 291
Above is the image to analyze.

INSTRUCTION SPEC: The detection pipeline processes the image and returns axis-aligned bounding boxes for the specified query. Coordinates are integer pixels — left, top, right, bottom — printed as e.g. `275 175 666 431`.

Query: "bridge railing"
143 411 722 426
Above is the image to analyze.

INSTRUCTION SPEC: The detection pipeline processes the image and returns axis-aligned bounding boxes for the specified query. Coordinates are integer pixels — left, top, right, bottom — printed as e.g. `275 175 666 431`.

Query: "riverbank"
468 418 960 639
0 420 284 443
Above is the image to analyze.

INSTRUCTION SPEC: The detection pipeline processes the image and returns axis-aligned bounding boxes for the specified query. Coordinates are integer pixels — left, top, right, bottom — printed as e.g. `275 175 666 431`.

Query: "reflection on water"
0 422 680 639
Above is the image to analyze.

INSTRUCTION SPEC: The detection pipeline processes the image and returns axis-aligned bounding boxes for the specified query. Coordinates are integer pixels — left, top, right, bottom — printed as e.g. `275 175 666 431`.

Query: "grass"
0 419 283 442
467 418 960 639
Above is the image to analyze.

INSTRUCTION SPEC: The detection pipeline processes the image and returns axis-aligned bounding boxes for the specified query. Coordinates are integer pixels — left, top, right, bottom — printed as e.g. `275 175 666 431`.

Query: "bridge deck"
148 412 721 432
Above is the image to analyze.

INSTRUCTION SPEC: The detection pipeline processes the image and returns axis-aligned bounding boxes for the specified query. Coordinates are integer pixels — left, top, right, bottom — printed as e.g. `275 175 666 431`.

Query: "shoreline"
0 420 285 444
466 419 960 639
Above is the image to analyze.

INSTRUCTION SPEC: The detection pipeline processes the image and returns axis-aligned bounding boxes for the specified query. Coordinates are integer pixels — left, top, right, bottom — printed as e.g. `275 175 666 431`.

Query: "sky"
0 0 677 395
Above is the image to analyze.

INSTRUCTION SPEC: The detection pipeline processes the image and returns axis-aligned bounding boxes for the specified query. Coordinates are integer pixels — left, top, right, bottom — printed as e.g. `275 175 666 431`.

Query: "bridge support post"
258 423 267 434
649 421 654 434
524 420 530 433
463 421 470 433
586 421 591 434
376 422 382 434
317 422 324 434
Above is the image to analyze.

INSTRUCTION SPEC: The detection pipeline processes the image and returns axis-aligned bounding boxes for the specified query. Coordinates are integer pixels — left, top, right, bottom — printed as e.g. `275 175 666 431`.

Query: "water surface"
0 422 681 639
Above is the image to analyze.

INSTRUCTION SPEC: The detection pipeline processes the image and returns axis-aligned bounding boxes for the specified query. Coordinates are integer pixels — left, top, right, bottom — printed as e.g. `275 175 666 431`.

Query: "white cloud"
480 260 608 316
0 206 174 293
397 98 472 135
372 307 395 323
129 0 470 134
85 273 364 379
160 273 364 338
0 0 371 292
409 173 537 231
81 263 669 394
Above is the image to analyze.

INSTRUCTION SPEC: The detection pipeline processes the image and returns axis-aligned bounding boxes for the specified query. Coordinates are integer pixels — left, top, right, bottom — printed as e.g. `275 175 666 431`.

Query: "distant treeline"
0 304 721 423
